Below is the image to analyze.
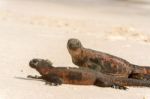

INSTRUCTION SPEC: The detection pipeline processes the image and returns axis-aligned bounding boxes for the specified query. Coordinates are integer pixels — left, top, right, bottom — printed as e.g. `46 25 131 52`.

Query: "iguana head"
67 38 83 50
67 38 83 57
29 58 53 69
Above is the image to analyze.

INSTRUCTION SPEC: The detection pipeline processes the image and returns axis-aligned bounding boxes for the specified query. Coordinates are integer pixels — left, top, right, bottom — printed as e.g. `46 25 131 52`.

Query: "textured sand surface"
0 0 150 99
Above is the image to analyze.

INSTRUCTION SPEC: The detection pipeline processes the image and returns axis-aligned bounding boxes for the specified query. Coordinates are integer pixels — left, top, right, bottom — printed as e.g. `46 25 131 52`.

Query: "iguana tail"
114 78 150 87
132 64 150 74
96 74 150 88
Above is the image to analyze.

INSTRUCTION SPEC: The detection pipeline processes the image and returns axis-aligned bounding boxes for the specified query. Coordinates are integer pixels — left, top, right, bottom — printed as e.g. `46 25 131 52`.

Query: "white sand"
0 0 150 99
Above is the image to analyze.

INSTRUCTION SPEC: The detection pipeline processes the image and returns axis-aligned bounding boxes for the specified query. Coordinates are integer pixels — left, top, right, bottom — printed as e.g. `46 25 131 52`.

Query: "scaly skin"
67 38 150 80
28 58 150 89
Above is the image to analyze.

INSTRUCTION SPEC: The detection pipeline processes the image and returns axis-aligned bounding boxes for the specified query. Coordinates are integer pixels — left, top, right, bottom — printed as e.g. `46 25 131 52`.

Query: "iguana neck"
71 49 86 66
36 66 53 76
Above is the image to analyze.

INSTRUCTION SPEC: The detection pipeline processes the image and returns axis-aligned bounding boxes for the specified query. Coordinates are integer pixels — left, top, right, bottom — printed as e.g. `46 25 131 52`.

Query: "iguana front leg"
43 74 63 86
27 75 43 79
27 75 62 86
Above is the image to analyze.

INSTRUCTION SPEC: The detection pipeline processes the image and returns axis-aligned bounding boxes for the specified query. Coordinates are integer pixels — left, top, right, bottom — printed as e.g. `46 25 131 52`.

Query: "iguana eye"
32 59 39 66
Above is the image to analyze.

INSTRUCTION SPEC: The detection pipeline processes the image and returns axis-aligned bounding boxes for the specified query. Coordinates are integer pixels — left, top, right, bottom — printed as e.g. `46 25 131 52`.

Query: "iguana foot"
44 75 63 86
27 75 42 79
111 84 128 90
45 81 61 86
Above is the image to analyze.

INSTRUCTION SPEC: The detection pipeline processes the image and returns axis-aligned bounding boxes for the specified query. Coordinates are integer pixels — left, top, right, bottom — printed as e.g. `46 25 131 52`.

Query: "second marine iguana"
67 38 150 80
28 58 150 89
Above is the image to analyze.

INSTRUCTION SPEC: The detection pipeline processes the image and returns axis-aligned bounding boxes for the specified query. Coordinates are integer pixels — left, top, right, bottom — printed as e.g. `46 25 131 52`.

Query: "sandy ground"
0 0 150 99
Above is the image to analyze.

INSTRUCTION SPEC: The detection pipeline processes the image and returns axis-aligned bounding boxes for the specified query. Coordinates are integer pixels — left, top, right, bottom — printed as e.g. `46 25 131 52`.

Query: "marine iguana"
67 38 150 80
28 58 150 89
